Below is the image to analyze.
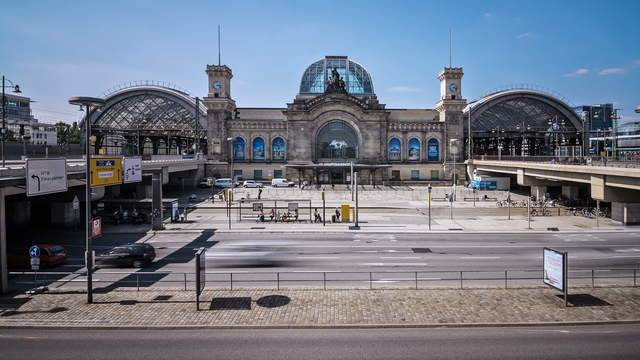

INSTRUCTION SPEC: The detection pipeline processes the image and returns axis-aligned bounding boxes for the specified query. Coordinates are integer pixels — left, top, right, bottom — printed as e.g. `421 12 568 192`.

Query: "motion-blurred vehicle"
206 244 283 267
198 177 214 188
214 178 238 188
243 180 263 188
271 178 295 187
8 244 68 269
95 244 156 268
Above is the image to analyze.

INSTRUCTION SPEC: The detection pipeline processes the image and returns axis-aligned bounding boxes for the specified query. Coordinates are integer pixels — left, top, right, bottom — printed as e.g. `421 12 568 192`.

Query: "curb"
123 229 633 235
2 319 639 331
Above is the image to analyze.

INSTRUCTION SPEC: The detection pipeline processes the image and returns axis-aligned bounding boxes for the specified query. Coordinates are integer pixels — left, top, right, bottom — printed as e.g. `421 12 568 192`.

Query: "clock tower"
435 67 467 180
203 64 236 161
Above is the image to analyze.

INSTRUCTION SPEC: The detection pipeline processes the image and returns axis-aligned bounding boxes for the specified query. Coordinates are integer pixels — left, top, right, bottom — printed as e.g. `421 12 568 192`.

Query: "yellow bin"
341 203 350 222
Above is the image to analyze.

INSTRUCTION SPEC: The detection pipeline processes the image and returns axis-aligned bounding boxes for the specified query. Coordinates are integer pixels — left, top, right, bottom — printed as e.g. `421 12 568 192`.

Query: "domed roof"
299 56 374 95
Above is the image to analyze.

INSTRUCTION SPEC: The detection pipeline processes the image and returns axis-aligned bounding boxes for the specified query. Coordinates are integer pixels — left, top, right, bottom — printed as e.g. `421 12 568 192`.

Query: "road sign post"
322 190 326 226
427 184 432 231
29 245 40 271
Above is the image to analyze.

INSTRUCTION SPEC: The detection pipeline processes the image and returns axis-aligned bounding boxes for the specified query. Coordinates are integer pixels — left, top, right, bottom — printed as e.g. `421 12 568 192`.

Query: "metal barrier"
9 268 638 291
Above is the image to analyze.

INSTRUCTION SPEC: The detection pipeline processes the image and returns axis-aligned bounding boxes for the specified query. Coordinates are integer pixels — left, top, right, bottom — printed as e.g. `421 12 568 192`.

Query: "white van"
271 178 295 187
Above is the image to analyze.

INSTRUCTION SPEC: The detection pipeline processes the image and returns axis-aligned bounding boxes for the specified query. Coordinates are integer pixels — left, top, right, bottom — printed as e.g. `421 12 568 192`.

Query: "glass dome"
299 56 374 95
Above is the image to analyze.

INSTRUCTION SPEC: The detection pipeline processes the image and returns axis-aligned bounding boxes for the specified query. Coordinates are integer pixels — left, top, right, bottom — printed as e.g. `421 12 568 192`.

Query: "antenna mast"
449 28 452 68
218 25 221 66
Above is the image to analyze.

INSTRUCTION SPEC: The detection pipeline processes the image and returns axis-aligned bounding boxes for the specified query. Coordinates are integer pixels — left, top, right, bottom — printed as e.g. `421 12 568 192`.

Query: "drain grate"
412 248 432 253
547 227 559 231
251 227 266 229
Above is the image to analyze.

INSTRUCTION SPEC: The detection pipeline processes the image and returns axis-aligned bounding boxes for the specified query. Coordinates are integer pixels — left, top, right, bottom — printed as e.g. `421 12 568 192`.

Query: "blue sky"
1 0 639 124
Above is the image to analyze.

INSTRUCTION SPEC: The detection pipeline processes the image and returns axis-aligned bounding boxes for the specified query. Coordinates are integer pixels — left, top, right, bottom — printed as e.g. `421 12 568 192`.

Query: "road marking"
611 255 640 258
615 248 640 252
359 263 428 266
458 256 501 259
296 256 340 259
379 256 420 259
293 270 341 273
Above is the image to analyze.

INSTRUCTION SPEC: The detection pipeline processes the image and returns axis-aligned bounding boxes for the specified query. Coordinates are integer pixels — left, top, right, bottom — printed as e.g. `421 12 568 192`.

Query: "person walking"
258 188 262 199
335 208 341 222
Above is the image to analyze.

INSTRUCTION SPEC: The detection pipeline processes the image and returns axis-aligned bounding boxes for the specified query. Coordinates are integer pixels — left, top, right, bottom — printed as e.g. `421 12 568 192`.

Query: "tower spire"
449 28 452 68
218 24 221 66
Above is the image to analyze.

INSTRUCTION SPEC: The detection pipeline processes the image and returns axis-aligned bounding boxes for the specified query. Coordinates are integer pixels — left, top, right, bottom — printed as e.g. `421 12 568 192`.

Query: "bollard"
323 272 326 290
504 270 508 289
460 271 463 289
230 273 233 291
184 273 187 291
137 273 140 291
369 272 372 289
277 272 280 290
415 272 418 290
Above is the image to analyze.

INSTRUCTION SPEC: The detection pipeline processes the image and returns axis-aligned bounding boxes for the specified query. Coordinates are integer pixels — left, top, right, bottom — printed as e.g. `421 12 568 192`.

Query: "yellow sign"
90 157 123 187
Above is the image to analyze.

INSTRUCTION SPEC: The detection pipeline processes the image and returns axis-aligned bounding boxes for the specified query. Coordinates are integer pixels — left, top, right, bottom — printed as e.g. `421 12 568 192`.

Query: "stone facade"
203 56 467 184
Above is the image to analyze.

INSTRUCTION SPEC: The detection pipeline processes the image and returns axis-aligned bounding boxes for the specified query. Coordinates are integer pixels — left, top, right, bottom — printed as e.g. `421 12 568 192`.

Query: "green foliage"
55 121 81 144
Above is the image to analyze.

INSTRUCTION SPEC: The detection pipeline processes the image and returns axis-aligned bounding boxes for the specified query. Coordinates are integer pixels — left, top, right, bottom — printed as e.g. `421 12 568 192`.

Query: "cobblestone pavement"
1 287 639 328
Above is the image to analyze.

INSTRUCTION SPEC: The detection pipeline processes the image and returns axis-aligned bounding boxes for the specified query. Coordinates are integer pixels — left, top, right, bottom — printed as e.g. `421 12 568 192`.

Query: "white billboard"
123 157 142 183
543 248 566 292
26 158 68 197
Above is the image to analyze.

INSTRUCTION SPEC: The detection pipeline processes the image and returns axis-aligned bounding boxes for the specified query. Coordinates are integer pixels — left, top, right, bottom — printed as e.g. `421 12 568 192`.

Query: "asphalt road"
1 325 639 360
9 231 640 290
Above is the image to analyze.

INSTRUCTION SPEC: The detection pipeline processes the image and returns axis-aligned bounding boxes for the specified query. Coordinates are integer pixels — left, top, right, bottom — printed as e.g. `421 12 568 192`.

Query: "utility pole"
427 184 432 231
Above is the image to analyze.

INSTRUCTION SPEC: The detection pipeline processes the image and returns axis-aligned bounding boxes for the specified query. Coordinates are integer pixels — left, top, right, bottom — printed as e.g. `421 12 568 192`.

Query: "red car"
8 245 68 269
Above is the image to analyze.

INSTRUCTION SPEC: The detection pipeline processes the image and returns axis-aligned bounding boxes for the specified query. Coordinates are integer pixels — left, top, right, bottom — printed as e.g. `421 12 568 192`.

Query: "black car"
95 244 156 268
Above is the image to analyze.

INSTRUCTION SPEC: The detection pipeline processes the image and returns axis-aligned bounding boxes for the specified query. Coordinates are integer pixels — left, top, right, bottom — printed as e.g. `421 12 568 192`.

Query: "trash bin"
341 203 350 222
331 215 336 223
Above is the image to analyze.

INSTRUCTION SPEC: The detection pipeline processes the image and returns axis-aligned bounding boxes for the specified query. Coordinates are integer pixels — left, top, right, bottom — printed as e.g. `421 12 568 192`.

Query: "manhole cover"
412 248 432 253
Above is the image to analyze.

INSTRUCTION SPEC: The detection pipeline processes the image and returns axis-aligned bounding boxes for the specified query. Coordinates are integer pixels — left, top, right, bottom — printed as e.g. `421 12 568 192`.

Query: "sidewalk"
1 287 639 328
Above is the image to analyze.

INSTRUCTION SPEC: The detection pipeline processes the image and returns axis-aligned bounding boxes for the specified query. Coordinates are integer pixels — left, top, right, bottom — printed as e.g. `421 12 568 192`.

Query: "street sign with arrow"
26 158 68 197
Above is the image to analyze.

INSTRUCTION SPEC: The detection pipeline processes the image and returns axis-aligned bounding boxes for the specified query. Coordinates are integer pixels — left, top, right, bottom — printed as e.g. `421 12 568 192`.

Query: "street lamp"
68 96 105 305
1 76 22 168
226 137 234 180
449 138 459 220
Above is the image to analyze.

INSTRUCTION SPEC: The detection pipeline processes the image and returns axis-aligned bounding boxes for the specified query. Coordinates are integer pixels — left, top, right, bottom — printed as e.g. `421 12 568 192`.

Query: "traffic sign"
72 195 80 210
26 158 68 197
90 157 123 187
123 157 142 183
29 245 40 258
91 218 102 238
30 257 40 271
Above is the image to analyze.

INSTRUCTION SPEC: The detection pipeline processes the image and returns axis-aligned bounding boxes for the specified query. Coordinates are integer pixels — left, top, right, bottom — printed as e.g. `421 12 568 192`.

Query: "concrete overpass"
467 159 640 225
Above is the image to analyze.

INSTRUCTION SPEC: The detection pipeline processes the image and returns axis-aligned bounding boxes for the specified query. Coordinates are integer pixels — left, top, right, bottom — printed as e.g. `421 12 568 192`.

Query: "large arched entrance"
464 89 583 158
315 120 359 184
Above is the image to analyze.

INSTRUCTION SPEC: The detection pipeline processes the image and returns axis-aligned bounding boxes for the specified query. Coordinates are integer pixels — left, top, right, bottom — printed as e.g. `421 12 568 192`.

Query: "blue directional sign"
29 246 40 258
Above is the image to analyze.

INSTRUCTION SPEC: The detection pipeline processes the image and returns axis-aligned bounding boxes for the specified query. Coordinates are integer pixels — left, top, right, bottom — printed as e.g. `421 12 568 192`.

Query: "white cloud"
563 68 589 77
516 32 533 39
388 86 423 93
484 12 492 17
598 67 627 75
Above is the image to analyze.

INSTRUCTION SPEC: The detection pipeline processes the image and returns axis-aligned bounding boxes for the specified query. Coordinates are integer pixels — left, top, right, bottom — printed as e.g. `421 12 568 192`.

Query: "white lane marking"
296 256 340 259
359 263 428 266
293 270 341 273
378 277 442 281
458 256 501 259
615 248 640 252
611 255 640 258
379 256 420 259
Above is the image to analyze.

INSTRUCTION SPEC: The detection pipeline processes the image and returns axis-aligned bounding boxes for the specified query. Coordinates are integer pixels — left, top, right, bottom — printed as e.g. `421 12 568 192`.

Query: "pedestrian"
314 208 321 223
269 208 275 222
335 208 340 222
258 188 262 199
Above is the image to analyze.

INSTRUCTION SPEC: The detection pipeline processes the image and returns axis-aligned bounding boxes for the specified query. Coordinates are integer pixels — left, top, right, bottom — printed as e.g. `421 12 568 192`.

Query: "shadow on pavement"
210 297 252 310
558 293 612 307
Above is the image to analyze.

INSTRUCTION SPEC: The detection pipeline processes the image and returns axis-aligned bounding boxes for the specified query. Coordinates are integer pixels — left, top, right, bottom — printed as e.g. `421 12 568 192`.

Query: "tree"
55 122 70 144
68 122 80 144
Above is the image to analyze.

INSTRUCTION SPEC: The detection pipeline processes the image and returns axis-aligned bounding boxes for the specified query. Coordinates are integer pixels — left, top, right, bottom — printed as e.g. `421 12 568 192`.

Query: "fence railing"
9 268 638 291
472 155 640 168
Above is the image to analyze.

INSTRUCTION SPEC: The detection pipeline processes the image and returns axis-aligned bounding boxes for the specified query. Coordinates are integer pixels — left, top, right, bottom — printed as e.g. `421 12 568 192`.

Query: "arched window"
252 137 265 160
272 137 285 161
157 139 167 155
388 138 401 161
232 137 245 160
427 138 439 161
408 138 420 161
143 138 153 155
316 120 358 159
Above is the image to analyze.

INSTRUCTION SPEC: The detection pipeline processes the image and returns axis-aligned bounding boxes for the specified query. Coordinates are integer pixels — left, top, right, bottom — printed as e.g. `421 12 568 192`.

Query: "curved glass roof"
299 56 374 95
93 91 206 138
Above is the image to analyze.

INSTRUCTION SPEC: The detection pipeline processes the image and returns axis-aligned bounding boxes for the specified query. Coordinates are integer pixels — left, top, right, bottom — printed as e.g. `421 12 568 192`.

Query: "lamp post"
449 138 459 220
226 137 234 180
1 76 22 167
68 96 105 304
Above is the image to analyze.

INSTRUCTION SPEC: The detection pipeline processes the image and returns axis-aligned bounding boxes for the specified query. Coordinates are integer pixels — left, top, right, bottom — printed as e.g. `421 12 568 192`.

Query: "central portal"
316 120 358 160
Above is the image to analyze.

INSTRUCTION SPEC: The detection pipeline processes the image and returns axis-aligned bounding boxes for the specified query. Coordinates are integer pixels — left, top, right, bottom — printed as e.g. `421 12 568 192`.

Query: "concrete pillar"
51 202 76 228
531 185 547 201
561 185 580 200
611 202 640 225
0 188 7 294
152 170 164 230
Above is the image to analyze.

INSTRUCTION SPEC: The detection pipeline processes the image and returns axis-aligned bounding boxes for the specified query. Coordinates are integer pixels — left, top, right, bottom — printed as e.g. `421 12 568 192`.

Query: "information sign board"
288 202 299 211
543 247 567 292
91 217 102 238
195 247 207 310
30 257 40 271
72 195 80 210
90 157 123 187
123 157 142 183
26 158 68 197
253 203 263 211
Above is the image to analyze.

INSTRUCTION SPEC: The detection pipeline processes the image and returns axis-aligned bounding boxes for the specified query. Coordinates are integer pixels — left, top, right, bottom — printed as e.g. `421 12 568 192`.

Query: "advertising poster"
543 248 565 291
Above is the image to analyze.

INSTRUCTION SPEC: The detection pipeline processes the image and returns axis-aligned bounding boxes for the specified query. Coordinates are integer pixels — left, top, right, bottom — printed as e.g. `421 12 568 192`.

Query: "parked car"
214 178 238 188
95 244 156 268
271 178 295 187
8 244 68 269
243 180 263 188
198 177 214 188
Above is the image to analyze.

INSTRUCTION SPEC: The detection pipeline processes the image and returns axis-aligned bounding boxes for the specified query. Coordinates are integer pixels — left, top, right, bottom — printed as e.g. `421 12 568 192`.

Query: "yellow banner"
90 157 123 187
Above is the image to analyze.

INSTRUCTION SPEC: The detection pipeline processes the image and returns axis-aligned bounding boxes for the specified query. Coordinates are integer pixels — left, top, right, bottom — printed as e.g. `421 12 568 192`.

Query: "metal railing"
472 155 640 168
9 268 638 291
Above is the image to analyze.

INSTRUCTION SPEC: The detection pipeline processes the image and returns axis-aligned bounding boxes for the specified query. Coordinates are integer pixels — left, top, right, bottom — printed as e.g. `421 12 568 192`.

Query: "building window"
273 169 283 179
408 138 420 161
411 170 420 180
391 170 400 180
252 137 265 161
233 137 245 161
233 169 243 180
272 137 285 161
316 120 358 159
430 170 439 179
254 169 263 180
388 138 401 161
427 138 440 161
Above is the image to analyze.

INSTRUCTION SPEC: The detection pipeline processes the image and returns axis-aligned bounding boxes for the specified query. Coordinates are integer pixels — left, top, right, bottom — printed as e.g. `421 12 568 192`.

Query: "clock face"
213 81 222 89
449 83 458 93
